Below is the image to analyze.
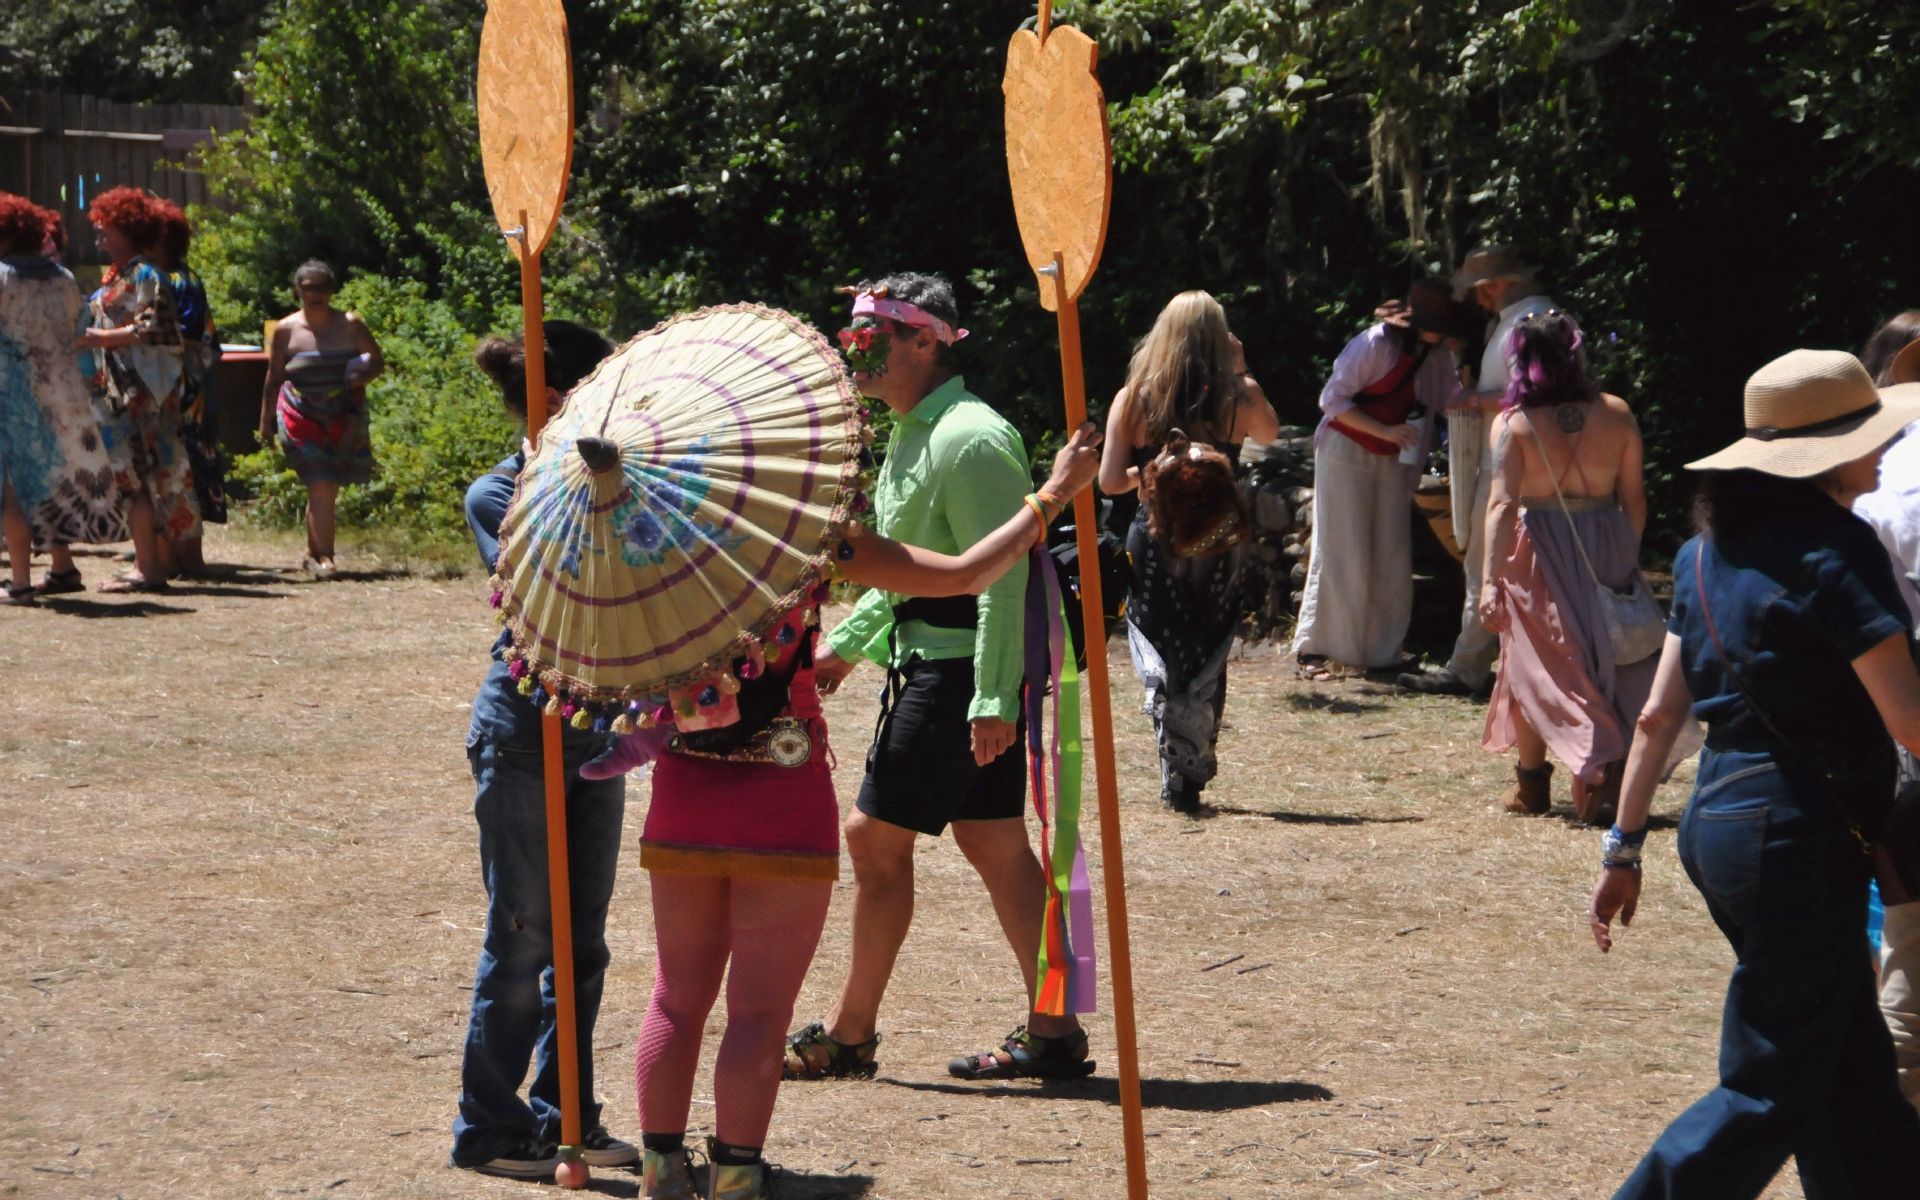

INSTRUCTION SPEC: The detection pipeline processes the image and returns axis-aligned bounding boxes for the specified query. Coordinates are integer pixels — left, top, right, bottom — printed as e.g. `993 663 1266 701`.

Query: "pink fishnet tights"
635 873 831 1148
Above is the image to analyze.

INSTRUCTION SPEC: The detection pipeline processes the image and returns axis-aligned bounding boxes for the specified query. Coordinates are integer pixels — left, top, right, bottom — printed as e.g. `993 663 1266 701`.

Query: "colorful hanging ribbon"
1025 547 1097 1016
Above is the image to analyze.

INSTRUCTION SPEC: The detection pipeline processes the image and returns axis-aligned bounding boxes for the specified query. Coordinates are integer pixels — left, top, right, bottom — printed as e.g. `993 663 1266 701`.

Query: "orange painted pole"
1051 256 1149 1200
519 218 584 1160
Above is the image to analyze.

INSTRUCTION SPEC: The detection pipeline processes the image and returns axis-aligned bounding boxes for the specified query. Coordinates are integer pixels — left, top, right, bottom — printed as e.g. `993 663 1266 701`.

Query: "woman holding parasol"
590 421 1102 1200
487 301 1101 1197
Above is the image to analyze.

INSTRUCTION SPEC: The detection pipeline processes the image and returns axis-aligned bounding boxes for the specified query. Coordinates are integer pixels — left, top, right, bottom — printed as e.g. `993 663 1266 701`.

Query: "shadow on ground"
37 598 196 618
510 1163 873 1198
1286 692 1389 715
1204 804 1424 826
877 1076 1333 1111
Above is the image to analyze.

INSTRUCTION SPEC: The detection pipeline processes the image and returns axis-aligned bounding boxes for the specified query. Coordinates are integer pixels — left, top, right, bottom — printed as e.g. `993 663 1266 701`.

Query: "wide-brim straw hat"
1686 348 1920 477
1450 244 1538 299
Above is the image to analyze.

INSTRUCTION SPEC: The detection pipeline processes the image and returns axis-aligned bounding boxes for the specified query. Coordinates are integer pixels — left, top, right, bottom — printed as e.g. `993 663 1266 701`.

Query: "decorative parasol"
1004 5 1149 1199
490 304 869 731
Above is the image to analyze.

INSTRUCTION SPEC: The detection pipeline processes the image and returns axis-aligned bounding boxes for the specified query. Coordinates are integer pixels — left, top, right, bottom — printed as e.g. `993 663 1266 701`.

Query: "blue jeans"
1615 748 1920 1198
450 738 626 1166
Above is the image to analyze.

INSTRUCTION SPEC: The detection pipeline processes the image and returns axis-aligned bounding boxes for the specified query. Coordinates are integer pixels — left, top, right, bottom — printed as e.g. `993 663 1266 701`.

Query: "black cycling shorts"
855 656 1027 836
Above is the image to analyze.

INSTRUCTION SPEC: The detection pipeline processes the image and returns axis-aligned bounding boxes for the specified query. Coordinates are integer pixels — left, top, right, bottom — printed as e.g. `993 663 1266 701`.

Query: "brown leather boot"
1502 761 1553 815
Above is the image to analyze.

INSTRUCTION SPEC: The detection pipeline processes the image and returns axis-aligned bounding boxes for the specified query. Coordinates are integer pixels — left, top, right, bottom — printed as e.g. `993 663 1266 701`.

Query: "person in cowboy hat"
1400 244 1557 697
1588 348 1920 1196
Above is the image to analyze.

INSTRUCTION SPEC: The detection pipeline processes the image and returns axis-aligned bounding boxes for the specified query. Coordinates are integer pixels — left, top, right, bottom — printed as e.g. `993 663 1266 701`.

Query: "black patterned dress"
1123 441 1246 806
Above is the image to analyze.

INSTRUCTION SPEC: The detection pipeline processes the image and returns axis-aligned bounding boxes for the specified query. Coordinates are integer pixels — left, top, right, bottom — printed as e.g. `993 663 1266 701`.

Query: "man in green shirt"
784 274 1095 1082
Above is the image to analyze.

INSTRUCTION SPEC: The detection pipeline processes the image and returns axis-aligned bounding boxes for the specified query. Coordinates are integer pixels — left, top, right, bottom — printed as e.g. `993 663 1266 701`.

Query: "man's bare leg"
950 817 1080 1039
821 809 919 1045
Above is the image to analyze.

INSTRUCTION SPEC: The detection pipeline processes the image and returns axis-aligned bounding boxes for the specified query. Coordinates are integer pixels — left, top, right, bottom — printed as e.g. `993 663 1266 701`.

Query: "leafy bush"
229 272 520 540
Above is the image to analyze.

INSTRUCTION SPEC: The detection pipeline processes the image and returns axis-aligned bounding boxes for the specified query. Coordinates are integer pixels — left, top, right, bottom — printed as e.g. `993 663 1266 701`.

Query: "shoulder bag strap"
1520 413 1606 591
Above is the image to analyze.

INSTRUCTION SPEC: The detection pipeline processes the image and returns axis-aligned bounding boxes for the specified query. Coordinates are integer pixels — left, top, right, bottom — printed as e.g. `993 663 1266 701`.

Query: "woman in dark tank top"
1098 291 1278 813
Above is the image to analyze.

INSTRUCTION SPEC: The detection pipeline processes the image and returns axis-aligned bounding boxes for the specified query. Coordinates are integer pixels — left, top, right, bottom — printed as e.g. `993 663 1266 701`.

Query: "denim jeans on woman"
1614 748 1920 1198
450 727 625 1167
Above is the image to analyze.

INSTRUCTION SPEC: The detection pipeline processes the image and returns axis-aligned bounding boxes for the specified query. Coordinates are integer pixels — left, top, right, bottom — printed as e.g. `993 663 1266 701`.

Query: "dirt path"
1 531 1804 1198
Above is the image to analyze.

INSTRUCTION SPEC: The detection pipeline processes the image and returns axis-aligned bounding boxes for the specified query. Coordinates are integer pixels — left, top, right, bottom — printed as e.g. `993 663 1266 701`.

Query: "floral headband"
835 286 969 375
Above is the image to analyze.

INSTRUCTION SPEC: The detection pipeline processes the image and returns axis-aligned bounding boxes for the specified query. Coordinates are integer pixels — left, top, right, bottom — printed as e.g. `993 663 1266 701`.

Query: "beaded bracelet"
1601 824 1646 870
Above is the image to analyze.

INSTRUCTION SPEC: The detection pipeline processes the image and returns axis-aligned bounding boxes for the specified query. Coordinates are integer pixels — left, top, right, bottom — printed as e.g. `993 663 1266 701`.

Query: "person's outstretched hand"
1043 422 1104 502
579 722 676 780
1589 865 1641 953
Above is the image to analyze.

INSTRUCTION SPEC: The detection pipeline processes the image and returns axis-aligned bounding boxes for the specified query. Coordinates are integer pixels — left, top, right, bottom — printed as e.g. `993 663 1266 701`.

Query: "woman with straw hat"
1588 348 1920 1196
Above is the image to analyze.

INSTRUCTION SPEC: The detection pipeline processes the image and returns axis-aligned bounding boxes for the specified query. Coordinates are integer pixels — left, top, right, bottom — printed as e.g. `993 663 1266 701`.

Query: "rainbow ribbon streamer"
1025 548 1096 1016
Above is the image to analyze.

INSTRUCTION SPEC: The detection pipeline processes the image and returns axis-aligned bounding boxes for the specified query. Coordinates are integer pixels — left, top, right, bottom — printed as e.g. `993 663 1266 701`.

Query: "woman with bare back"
1479 310 1652 824
259 260 383 578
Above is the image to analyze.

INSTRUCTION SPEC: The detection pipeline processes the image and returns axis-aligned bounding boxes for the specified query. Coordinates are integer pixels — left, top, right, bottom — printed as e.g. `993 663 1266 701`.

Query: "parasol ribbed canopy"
492 304 867 707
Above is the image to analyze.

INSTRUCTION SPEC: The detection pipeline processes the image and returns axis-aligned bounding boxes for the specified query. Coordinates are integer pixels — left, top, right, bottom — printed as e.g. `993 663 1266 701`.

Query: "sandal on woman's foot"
1 583 38 606
98 572 169 594
1295 654 1334 683
781 1022 879 1080
38 568 84 595
947 1025 1096 1080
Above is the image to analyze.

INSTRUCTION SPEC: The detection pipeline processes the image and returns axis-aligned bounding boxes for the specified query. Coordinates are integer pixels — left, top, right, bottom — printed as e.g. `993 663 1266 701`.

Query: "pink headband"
850 293 969 345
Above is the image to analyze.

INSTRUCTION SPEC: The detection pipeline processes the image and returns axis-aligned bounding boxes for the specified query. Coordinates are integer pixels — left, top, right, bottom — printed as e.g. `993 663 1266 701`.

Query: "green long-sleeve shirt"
824 375 1030 721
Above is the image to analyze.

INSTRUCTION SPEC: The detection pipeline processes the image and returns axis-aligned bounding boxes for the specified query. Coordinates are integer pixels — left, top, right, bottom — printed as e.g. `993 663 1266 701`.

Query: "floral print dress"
0 255 128 547
89 256 199 541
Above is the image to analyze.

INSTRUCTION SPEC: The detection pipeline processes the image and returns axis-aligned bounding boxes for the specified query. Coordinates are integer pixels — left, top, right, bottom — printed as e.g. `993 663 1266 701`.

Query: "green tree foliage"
158 0 1920 547
191 0 507 330
0 0 270 104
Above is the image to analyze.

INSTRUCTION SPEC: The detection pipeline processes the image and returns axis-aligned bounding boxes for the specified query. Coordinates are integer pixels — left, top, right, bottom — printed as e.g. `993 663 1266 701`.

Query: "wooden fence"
0 91 250 267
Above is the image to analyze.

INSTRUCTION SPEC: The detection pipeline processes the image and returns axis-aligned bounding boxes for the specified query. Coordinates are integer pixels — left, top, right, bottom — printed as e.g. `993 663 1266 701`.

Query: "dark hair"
87 186 165 250
855 272 962 368
474 320 616 418
1862 311 1920 385
0 192 47 251
153 199 191 265
292 259 337 291
1692 469 1833 540
1502 310 1597 409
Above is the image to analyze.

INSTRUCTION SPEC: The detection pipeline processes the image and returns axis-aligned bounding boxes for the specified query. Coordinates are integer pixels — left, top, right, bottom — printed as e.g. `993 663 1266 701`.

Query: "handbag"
1695 544 1920 903
1522 416 1664 664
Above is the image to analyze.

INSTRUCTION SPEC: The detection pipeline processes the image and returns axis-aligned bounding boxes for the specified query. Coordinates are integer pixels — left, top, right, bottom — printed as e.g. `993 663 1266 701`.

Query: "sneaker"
462 1137 560 1180
1396 666 1471 695
580 1127 640 1168
711 1160 780 1200
643 1145 703 1200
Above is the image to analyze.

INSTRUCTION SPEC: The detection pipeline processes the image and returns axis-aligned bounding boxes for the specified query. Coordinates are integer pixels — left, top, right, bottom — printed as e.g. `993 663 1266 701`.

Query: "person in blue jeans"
450 321 633 1180
1589 348 1920 1198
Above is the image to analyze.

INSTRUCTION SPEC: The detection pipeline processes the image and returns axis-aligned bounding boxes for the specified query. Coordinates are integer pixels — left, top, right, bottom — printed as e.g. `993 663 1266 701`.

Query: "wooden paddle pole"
1050 259 1149 1200
480 0 582 1175
1005 11 1145 1195
516 219 587 1176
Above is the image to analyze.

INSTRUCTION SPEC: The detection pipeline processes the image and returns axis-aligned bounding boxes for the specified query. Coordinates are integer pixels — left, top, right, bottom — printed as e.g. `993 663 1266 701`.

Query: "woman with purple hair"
1478 310 1654 823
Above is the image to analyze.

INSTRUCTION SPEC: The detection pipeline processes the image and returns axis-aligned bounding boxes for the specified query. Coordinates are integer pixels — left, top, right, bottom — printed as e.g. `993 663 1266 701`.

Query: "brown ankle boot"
1502 761 1553 815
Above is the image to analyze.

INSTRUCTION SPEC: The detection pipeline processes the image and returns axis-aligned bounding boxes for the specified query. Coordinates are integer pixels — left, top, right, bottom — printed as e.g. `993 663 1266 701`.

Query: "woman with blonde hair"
1099 290 1279 812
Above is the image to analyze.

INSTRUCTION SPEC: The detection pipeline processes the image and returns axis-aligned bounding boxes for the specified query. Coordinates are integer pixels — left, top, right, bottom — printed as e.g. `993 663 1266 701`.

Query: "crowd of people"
0 185 380 596
16 180 1920 1193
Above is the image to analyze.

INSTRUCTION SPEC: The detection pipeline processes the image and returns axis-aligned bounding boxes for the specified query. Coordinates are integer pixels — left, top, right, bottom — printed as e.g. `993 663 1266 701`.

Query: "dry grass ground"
1 529 1812 1199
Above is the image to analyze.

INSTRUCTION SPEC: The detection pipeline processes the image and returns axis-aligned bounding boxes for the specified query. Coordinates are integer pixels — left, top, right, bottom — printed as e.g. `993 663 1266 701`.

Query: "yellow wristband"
1036 489 1065 509
1023 493 1049 538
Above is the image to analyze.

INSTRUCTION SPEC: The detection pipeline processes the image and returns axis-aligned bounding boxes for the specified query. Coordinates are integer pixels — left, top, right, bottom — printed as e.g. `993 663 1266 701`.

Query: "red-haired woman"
0 194 128 603
151 199 225 576
82 186 195 592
